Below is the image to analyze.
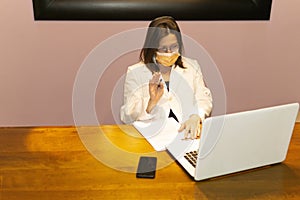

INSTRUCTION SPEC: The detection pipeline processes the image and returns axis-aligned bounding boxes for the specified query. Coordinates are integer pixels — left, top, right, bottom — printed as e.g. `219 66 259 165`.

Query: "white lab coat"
120 57 213 124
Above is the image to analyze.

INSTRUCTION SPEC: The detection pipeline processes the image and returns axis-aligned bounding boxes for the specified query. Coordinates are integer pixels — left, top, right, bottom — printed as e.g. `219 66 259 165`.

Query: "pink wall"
0 0 299 126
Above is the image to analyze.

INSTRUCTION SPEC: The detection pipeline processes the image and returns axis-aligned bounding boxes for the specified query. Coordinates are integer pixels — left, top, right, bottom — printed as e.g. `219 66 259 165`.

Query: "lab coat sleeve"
120 66 156 124
192 60 213 121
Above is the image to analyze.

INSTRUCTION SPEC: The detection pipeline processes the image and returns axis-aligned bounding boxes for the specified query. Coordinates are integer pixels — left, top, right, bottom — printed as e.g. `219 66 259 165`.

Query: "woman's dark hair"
139 16 185 72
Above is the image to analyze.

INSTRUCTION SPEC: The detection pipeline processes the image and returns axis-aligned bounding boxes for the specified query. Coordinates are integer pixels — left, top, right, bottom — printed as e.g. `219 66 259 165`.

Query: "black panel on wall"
32 0 272 20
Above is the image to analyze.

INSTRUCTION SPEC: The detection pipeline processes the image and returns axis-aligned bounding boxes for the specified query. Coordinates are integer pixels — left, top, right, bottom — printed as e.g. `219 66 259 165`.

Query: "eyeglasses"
157 43 179 53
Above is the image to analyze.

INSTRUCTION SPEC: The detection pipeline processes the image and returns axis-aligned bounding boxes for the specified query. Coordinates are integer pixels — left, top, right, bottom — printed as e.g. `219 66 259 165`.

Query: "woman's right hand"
146 72 164 113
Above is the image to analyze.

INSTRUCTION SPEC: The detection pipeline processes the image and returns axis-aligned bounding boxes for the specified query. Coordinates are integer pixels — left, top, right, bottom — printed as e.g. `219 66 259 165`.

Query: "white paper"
133 118 181 151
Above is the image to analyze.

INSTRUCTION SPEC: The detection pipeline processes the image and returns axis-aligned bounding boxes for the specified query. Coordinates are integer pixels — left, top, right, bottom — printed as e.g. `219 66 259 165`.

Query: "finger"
149 81 154 86
192 125 199 139
149 77 159 84
178 123 185 132
158 82 164 90
150 73 159 82
149 78 156 84
184 128 190 139
191 124 199 139
153 72 161 77
149 79 161 88
196 125 201 139
189 125 197 139
148 82 157 91
152 73 161 83
185 123 194 139
159 81 164 87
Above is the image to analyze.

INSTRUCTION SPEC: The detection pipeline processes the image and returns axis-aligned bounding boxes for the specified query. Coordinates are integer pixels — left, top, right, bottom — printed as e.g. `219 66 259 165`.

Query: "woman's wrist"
146 99 157 113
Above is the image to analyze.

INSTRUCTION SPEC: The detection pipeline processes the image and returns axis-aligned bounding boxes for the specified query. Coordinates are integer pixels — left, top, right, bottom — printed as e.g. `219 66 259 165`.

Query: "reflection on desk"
0 123 299 200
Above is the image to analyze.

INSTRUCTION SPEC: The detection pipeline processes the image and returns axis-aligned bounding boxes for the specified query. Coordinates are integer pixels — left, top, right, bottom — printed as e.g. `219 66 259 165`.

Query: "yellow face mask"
156 52 180 67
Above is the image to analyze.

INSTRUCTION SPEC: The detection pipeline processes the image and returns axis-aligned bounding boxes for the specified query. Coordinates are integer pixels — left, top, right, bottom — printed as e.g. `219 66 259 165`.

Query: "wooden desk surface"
0 123 300 200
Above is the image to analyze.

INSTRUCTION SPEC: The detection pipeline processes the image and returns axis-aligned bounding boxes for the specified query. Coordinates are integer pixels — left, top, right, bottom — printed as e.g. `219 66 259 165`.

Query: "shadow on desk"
194 163 300 199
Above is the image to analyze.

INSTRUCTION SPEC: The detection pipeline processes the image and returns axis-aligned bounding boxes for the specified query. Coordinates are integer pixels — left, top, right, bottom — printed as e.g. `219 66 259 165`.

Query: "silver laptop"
167 103 299 181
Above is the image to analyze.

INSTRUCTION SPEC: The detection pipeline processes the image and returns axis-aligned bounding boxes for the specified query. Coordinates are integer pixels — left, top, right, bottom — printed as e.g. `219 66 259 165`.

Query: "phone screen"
136 156 157 179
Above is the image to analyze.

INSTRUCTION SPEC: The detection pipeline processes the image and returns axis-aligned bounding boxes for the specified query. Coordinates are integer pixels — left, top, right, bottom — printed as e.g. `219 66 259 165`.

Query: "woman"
120 16 212 139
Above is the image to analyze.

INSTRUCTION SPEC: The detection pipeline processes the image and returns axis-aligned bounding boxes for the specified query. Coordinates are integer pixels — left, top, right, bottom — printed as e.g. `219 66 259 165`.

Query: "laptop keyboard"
184 151 198 167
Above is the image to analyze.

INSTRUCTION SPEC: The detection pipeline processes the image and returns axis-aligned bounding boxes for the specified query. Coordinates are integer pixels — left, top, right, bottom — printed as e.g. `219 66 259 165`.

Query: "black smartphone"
136 156 157 179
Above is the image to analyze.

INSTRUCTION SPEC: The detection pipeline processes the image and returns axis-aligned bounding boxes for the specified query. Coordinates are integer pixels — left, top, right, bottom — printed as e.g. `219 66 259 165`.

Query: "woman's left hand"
178 114 202 139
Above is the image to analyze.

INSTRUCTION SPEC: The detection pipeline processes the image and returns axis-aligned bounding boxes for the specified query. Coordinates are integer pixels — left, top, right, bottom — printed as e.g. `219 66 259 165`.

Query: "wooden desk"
0 123 300 200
